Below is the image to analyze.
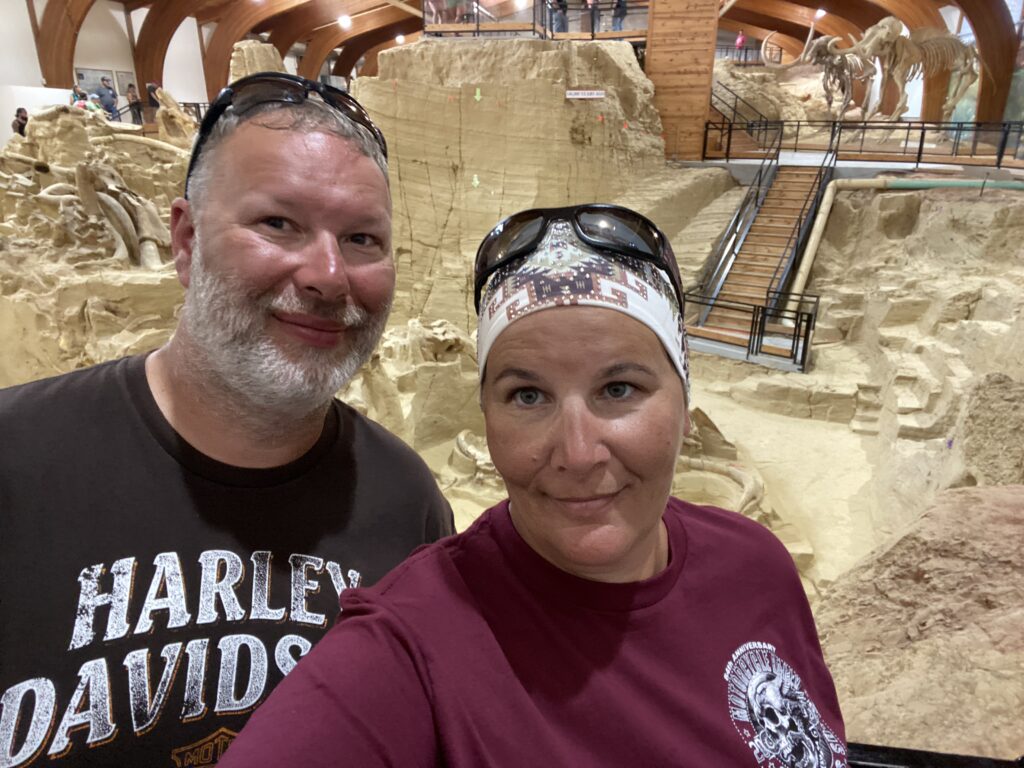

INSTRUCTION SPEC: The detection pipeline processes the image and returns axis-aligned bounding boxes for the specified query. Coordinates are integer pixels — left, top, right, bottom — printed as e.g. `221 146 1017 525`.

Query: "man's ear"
170 198 196 289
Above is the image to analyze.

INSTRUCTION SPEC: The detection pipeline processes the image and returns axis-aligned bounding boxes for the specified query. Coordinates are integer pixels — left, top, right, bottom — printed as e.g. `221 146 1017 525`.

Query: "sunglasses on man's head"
473 204 683 313
184 72 387 199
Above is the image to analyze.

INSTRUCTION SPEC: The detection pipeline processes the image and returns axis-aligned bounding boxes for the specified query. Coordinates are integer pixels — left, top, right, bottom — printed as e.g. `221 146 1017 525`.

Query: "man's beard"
181 236 390 422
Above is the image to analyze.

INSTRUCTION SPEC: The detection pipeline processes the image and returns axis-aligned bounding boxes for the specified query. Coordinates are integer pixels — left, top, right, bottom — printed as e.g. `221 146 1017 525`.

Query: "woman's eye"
604 382 635 399
511 388 544 406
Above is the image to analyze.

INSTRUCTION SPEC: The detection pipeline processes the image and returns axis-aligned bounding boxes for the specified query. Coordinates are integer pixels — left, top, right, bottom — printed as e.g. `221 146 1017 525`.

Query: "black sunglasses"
184 72 387 199
473 204 683 313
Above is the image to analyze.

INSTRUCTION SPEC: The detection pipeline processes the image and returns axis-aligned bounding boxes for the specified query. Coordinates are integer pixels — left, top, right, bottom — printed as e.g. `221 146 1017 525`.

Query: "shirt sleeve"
218 600 438 767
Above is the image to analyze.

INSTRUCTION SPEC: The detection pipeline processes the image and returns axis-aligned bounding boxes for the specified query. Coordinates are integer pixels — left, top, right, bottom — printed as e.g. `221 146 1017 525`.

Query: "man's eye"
511 388 544 406
604 382 635 399
348 233 380 247
261 217 288 230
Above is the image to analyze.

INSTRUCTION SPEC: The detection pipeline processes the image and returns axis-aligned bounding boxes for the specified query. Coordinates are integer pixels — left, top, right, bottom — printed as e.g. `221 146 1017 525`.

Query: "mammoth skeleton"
760 16 982 121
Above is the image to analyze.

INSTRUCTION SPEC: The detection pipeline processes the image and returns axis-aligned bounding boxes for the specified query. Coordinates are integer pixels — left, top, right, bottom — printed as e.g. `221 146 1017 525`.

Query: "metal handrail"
694 122 783 324
711 80 770 124
683 288 819 371
766 124 839 308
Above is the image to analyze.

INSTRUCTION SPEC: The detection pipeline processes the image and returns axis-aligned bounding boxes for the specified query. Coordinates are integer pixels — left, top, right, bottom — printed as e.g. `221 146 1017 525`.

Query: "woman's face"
482 306 688 583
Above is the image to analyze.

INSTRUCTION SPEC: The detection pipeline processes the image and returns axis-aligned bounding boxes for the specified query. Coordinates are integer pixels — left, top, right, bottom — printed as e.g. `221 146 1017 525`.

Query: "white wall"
0 2 45 87
74 0 135 82
163 17 208 102
0 85 71 139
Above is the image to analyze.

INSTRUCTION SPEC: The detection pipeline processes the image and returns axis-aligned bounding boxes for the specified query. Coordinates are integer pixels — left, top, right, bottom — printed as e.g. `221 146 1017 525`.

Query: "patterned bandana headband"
477 220 691 401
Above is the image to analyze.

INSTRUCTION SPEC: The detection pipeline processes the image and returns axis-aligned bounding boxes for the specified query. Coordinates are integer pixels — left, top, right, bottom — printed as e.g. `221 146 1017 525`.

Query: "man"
0 73 453 767
96 75 119 120
10 107 27 136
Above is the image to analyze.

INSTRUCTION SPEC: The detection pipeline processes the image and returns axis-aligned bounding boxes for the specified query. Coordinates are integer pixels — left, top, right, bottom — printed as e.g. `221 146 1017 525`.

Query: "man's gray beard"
180 236 390 425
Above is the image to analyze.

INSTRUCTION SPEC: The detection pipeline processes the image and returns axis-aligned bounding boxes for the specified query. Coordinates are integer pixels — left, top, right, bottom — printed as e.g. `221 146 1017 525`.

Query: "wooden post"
644 0 719 160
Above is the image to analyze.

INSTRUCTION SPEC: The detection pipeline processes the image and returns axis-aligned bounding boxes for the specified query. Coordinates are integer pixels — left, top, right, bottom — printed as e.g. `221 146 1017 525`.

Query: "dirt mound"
815 486 1023 759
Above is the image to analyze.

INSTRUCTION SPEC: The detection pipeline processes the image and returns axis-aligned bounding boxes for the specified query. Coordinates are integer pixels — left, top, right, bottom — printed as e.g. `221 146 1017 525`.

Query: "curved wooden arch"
265 0 350 56
332 19 423 76
733 0 864 45
134 0 207 94
356 32 422 77
717 18 805 61
956 0 1016 121
37 0 97 87
203 0 311 98
297 5 415 80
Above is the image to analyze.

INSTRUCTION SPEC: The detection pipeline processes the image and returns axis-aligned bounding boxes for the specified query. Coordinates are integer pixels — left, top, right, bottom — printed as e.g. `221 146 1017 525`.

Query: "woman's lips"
272 312 345 348
549 491 622 515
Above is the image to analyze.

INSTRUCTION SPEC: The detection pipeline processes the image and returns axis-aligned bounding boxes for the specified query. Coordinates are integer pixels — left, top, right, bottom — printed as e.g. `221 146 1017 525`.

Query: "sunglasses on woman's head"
184 72 387 199
473 204 683 313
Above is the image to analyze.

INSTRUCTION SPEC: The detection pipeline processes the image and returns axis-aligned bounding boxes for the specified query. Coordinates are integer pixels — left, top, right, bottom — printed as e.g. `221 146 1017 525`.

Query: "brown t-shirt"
0 354 454 767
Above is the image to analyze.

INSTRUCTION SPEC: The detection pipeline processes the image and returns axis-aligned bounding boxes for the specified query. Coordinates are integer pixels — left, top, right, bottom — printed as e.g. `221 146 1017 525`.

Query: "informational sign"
565 89 606 99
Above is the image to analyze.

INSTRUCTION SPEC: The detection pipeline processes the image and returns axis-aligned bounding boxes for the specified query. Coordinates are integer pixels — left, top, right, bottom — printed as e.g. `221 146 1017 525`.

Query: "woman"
219 205 846 767
69 84 88 105
126 82 144 125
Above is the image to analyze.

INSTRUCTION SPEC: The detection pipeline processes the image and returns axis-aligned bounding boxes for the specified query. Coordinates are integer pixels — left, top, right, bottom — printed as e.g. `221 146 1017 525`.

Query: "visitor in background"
586 0 601 33
145 81 160 123
69 84 87 105
216 204 847 767
735 28 747 57
96 75 119 120
84 93 105 113
126 83 144 125
551 0 568 32
612 0 626 31
11 108 27 137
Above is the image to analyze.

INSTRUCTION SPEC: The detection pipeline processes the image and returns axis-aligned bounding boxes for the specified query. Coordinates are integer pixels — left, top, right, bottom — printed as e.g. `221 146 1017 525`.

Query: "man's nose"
293 232 351 303
549 400 611 474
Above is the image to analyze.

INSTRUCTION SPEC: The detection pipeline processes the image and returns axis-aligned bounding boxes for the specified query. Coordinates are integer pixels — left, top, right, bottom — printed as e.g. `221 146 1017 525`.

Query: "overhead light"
515 0 528 8
395 34 406 44
337 14 352 29
814 8 826 19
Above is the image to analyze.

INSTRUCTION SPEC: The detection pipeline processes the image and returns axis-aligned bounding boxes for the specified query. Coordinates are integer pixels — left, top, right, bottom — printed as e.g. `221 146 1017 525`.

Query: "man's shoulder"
336 401 433 474
0 357 133 428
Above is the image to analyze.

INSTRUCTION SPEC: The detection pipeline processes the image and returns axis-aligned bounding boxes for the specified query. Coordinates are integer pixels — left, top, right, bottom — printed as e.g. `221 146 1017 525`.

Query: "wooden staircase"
689 166 822 350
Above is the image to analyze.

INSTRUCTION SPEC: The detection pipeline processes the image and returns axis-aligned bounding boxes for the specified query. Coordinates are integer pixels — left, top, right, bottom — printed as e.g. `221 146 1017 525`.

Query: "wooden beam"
297 4 414 80
381 0 423 18
265 0 352 55
135 0 206 90
333 17 424 76
36 0 97 88
124 6 138 59
24 0 40 48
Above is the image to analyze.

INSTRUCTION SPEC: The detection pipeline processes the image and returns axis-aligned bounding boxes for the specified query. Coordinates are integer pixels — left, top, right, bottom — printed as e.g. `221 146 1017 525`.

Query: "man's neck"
145 341 331 469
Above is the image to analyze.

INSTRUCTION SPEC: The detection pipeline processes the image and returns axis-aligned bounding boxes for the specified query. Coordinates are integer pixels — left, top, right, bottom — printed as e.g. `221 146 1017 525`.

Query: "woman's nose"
549 400 611 474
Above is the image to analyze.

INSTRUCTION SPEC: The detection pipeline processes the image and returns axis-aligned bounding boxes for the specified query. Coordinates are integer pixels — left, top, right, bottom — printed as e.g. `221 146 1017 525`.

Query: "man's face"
101 78 111 87
170 120 395 414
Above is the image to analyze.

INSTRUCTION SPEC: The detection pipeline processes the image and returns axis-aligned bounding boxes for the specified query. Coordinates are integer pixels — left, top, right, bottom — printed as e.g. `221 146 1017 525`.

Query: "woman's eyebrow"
601 362 657 378
492 367 540 384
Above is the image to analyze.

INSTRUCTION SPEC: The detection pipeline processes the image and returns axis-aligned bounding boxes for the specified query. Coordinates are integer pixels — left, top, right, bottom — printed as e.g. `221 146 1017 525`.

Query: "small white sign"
565 89 606 100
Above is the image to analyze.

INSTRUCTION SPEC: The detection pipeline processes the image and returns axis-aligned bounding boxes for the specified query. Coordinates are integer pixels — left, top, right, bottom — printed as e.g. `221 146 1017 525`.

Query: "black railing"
707 118 1024 167
695 121 782 322
711 79 769 124
423 0 648 38
714 45 782 65
849 742 1023 767
684 289 818 371
767 124 839 311
179 102 211 123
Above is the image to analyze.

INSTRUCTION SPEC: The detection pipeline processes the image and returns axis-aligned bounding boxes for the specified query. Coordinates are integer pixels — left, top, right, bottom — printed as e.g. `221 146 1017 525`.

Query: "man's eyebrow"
492 367 540 384
601 362 657 378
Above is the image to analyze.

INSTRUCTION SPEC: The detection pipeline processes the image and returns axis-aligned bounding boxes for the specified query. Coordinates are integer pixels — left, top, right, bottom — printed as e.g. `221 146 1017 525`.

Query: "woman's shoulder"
666 497 794 567
342 504 505 618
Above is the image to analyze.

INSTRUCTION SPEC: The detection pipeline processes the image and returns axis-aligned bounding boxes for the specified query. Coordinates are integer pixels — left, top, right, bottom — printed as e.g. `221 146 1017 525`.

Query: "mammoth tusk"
760 32 799 70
